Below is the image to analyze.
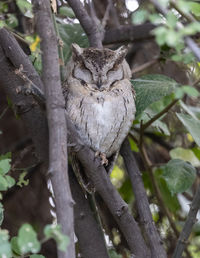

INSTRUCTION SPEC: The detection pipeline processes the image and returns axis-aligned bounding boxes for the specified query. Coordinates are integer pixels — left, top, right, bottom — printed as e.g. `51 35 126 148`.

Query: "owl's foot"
95 151 108 166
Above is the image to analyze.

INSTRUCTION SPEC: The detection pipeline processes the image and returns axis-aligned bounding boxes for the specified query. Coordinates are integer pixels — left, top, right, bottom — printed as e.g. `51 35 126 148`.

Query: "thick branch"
32 1 74 258
0 28 48 163
120 139 167 258
172 184 200 258
67 0 103 48
103 23 155 45
69 167 109 258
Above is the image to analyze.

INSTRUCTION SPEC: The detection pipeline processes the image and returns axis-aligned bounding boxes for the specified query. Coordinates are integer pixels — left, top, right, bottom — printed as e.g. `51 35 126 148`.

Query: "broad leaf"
11 237 21 255
0 159 11 175
30 255 45 258
162 159 196 195
176 113 200 147
170 147 200 167
58 23 89 63
0 230 12 258
59 6 75 18
155 170 180 213
132 74 178 117
44 224 69 252
0 175 9 191
17 224 41 254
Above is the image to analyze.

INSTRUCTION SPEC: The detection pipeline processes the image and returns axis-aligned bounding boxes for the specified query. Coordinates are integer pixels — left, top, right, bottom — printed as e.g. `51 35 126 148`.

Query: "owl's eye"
80 79 87 86
73 65 92 84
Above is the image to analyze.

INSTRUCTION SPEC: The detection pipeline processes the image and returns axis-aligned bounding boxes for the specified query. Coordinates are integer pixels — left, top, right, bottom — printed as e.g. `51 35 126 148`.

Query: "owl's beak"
97 78 102 89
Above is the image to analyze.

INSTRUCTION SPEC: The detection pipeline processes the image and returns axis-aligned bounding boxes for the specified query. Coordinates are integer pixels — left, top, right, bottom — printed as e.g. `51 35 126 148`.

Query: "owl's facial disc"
71 44 127 91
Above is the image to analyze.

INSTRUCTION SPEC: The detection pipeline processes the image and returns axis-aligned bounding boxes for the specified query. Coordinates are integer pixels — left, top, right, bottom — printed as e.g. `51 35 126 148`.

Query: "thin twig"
170 0 196 23
141 99 179 132
172 184 200 258
132 57 160 74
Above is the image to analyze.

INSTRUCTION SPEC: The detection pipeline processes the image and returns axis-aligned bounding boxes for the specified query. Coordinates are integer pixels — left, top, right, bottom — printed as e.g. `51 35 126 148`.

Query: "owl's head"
71 43 129 91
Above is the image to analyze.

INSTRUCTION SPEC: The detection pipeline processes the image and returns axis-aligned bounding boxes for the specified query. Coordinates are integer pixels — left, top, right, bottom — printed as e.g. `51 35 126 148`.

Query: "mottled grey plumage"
63 44 136 190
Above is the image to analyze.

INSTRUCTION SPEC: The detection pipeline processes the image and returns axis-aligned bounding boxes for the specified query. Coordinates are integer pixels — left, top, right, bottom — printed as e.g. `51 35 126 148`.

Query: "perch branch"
32 1 75 258
69 167 109 258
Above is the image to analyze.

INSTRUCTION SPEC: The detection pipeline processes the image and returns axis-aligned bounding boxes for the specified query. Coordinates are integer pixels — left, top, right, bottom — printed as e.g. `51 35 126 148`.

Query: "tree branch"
120 138 167 258
0 28 48 163
172 184 200 258
66 125 150 257
32 1 75 258
103 23 155 45
69 167 109 258
67 0 103 48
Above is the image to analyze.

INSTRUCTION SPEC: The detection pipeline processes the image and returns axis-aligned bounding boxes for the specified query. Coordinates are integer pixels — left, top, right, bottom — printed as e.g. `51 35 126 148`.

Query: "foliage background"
0 0 200 257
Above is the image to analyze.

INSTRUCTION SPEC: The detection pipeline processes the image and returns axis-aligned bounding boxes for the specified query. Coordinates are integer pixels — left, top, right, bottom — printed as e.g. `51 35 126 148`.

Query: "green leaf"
17 224 41 254
182 86 200 97
119 179 133 204
0 159 11 175
132 74 178 117
0 152 11 161
17 171 29 187
59 6 75 18
0 202 4 226
5 175 15 188
153 26 168 46
58 23 89 64
132 10 149 25
16 0 33 18
170 147 200 167
155 169 180 213
11 237 21 255
30 255 45 258
0 175 9 191
166 12 178 28
162 159 196 195
129 137 139 152
44 224 69 252
0 230 12 258
176 113 200 147
5 14 18 28
0 20 6 28
189 2 200 17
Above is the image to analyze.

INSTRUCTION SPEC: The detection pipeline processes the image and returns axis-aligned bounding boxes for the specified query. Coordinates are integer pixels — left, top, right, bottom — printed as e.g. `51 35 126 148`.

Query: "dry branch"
32 1 75 258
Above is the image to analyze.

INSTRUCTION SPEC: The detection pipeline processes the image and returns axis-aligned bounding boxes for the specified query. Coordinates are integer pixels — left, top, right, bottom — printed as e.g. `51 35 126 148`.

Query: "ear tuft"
114 46 128 65
71 43 83 60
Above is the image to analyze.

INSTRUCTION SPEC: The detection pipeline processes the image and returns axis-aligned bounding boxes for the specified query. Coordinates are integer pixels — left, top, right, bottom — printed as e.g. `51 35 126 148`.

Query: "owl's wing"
71 153 95 194
71 151 118 193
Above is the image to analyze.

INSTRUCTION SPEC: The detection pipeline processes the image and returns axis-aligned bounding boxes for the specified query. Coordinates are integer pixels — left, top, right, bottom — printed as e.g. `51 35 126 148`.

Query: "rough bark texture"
120 139 167 258
32 1 75 258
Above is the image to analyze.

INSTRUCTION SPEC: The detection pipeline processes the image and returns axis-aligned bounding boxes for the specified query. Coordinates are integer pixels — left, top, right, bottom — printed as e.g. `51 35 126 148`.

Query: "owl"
63 43 136 191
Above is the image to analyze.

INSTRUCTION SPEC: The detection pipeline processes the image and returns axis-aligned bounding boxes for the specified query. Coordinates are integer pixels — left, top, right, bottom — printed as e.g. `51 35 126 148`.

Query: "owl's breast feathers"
65 78 136 157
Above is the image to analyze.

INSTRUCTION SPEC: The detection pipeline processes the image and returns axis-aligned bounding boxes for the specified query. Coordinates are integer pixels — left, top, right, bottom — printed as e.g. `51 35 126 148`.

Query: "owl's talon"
95 151 108 166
